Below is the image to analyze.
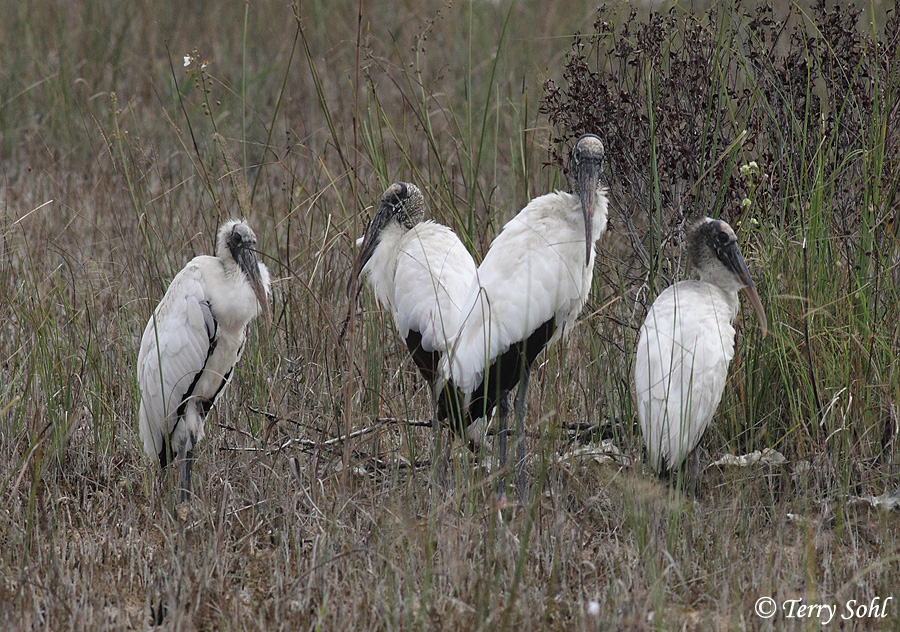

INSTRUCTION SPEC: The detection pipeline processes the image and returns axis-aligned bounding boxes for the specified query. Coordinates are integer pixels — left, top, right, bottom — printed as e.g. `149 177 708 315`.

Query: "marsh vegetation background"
0 0 898 629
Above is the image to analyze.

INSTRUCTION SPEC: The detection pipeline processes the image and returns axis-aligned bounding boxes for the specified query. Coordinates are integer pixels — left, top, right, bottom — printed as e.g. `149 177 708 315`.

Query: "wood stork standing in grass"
138 220 270 502
438 133 608 502
351 182 477 402
634 217 767 482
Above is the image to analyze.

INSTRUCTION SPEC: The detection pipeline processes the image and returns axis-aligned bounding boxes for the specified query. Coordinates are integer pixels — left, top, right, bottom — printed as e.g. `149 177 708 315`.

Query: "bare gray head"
571 134 605 265
687 217 767 334
217 220 270 322
381 181 425 230
352 182 425 281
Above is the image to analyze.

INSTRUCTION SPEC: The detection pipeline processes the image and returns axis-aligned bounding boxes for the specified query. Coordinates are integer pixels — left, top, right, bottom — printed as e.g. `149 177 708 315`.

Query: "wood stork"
137 220 270 502
351 182 477 402
634 217 767 482
438 133 608 501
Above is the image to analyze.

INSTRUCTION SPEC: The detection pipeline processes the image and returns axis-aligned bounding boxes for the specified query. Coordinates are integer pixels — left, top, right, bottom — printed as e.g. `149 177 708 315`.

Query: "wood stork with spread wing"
439 133 608 502
351 182 477 403
634 217 767 482
137 220 270 502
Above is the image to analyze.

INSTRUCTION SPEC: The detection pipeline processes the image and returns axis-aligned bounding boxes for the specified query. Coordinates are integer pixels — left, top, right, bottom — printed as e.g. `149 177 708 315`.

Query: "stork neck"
697 266 746 296
589 187 609 237
697 279 741 321
219 255 245 282
364 222 406 272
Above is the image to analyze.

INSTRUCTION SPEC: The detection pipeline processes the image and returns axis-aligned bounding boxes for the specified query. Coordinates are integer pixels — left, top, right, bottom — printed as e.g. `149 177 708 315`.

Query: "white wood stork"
634 217 767 481
438 133 608 501
351 182 477 399
137 220 270 502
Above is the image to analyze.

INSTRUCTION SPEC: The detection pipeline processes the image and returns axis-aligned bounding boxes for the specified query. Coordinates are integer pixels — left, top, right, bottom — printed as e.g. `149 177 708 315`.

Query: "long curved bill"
347 200 391 298
238 248 271 325
725 244 768 336
576 158 602 266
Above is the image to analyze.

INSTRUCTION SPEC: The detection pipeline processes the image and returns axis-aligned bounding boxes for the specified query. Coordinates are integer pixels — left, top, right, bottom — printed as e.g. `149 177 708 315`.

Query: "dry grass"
1 0 899 630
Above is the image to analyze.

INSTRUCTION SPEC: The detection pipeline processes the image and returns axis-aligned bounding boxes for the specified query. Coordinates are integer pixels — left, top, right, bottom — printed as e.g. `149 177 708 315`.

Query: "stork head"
218 220 271 323
688 217 767 335
351 182 425 284
571 133 605 265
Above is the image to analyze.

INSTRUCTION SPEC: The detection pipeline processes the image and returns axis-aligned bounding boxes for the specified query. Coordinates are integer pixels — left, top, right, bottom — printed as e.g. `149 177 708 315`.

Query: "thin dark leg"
430 388 440 461
430 389 447 488
513 367 530 508
688 448 702 498
430 387 440 435
179 449 194 503
657 468 672 492
497 394 511 501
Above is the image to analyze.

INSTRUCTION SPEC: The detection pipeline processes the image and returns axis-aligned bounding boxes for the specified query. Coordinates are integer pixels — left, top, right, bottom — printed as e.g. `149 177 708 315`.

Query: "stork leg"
430 389 449 489
513 366 531 508
688 448 702 498
178 448 194 503
496 394 512 502
430 387 440 459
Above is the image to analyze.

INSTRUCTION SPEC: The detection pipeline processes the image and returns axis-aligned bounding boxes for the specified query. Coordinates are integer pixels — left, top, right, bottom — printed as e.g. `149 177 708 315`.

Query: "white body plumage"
634 281 738 472
442 188 609 401
361 220 476 368
137 220 270 500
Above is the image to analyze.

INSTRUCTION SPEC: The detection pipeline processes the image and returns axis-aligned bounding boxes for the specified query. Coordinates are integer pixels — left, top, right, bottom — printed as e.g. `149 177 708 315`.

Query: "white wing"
392 221 476 353
137 259 216 461
634 281 737 471
446 191 596 394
